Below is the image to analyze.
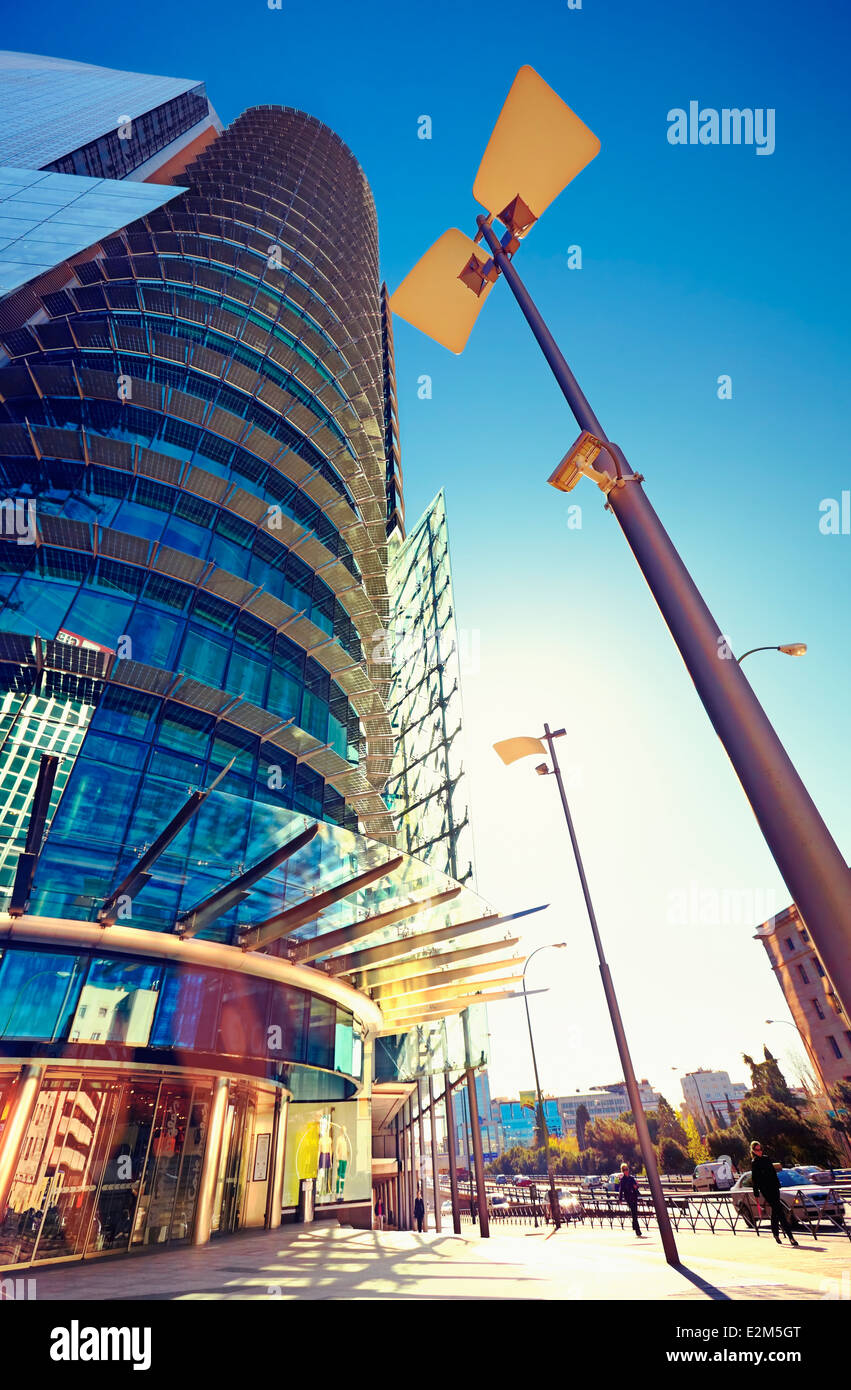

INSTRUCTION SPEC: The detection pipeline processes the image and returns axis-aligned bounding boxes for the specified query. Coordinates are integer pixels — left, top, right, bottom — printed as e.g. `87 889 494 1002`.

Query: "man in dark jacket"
413 1188 425 1233
618 1163 642 1237
749 1141 799 1246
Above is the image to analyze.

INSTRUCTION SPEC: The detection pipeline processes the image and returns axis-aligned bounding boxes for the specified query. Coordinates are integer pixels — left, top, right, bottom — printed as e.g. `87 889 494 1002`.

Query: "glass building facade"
0 60 509 1265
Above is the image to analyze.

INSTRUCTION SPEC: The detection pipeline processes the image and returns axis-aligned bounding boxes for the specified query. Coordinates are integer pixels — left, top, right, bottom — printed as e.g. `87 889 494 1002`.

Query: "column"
0 1064 43 1220
416 1077 427 1230
466 1066 490 1238
428 1073 441 1233
192 1077 229 1246
265 1090 288 1229
443 1069 461 1235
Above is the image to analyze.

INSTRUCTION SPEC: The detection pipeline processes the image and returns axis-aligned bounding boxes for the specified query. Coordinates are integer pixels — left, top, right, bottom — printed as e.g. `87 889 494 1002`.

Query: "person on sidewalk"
374 1194 384 1232
413 1188 425 1233
749 1140 799 1247
618 1162 642 1237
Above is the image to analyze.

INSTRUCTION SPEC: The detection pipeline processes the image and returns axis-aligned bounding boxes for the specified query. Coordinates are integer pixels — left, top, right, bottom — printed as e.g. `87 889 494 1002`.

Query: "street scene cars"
729 1169 846 1228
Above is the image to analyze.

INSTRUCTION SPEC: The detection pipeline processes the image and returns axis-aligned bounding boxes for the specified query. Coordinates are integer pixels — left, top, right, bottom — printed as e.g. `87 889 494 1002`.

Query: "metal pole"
479 215 851 1019
444 1069 462 1234
416 1077 428 1230
522 949 562 1230
465 1066 491 1238
542 722 679 1264
428 1074 442 1232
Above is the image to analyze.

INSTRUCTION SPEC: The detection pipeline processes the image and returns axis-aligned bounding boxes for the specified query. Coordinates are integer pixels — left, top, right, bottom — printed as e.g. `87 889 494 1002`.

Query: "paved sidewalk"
16 1219 851 1301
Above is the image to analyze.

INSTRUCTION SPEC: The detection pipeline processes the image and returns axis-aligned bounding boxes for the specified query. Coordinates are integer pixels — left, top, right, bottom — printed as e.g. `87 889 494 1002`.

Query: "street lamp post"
522 943 566 1231
391 65 851 1020
496 724 679 1264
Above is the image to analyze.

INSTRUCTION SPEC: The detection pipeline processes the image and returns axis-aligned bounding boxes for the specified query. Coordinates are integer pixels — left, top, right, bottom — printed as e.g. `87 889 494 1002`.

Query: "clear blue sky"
5 0 850 1106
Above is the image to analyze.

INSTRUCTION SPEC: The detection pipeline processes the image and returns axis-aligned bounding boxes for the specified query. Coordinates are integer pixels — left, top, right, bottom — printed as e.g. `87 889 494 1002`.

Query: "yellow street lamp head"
473 65 600 235
493 735 546 766
779 643 807 657
388 66 600 351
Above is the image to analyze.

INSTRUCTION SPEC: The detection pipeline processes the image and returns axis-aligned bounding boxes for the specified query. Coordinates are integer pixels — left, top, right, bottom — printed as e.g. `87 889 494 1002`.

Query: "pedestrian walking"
413 1187 425 1233
749 1140 799 1247
374 1194 384 1231
618 1162 642 1237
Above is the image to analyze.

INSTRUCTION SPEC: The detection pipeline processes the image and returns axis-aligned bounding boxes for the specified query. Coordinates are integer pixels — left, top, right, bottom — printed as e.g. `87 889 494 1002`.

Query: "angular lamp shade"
493 736 546 766
389 228 496 354
473 66 601 233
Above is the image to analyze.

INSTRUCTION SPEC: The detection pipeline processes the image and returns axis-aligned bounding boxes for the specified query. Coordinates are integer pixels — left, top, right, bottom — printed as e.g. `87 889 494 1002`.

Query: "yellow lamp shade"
473 66 601 232
493 736 546 766
388 228 496 354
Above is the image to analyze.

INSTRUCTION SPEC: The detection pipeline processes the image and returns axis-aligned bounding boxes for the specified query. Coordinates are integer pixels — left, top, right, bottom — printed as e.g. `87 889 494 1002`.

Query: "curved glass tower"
0 105 400 925
0 76 517 1266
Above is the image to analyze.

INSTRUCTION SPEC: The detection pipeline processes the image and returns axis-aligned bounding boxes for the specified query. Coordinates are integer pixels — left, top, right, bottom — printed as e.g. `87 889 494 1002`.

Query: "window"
827 1036 843 1060
815 959 826 976
813 998 826 1020
798 964 810 985
785 936 795 952
800 929 810 942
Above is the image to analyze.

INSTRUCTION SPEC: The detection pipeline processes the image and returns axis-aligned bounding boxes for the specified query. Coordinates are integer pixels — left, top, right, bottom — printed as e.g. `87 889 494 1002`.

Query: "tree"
576 1103 590 1151
706 1128 749 1167
583 1118 640 1170
655 1096 689 1147
684 1114 710 1165
740 1094 842 1167
742 1047 799 1107
619 1109 660 1144
658 1137 691 1174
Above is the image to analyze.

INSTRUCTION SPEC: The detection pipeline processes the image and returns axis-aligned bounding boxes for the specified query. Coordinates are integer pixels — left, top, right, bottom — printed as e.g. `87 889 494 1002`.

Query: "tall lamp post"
522 943 566 1231
391 65 851 1021
495 725 679 1264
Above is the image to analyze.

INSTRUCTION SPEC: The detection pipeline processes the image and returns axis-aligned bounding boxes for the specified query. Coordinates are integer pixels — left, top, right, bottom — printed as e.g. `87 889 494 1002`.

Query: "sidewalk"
17 1219 851 1301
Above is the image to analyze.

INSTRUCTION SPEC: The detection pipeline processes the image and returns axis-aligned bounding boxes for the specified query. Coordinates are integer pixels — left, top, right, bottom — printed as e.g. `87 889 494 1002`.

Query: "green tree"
655 1096 689 1146
742 1047 798 1107
706 1128 749 1167
576 1103 590 1151
583 1118 640 1170
658 1137 691 1174
740 1094 842 1166
619 1109 660 1144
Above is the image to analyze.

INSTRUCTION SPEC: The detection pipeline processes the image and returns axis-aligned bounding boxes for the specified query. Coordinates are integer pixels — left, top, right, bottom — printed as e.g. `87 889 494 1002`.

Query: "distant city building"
680 1070 747 1131
452 1069 500 1162
756 904 851 1091
492 1096 562 1149
558 1081 662 1139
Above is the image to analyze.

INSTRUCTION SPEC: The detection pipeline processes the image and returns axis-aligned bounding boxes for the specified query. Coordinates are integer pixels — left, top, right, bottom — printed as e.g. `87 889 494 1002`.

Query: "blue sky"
5 0 850 1106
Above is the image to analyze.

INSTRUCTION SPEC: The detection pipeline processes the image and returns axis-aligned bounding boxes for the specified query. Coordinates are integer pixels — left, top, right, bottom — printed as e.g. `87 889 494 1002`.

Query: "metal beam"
371 956 523 1000
326 904 546 977
9 753 59 918
239 854 404 952
376 987 545 1032
291 886 461 963
376 974 525 1009
354 936 521 988
177 823 320 938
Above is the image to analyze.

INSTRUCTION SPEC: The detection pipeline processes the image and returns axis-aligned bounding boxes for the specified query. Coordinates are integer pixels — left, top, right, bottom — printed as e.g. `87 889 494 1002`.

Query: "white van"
693 1156 736 1192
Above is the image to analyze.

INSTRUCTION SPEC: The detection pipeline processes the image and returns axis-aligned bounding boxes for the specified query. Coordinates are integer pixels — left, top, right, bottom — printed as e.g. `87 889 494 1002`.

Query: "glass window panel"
306 996 335 1070
69 958 162 1046
180 625 229 685
0 950 85 1041
217 975 270 1059
334 1008 354 1076
149 966 221 1051
267 985 307 1064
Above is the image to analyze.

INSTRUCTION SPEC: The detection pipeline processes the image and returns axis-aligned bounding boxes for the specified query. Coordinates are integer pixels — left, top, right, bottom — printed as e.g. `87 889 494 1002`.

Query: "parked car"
440 1199 454 1215
729 1169 845 1228
515 1176 531 1188
494 1175 511 1185
489 1196 510 1211
693 1157 736 1192
793 1164 834 1185
580 1175 603 1190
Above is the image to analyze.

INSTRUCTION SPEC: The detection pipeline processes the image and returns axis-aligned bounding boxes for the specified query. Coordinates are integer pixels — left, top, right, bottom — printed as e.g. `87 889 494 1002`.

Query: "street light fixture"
391 64 851 1023
738 644 807 665
521 942 566 1231
494 723 679 1264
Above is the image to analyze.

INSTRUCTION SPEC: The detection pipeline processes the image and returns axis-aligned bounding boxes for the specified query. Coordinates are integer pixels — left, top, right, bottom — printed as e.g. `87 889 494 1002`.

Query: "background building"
679 1070 747 1132
756 904 851 1092
558 1081 662 1140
